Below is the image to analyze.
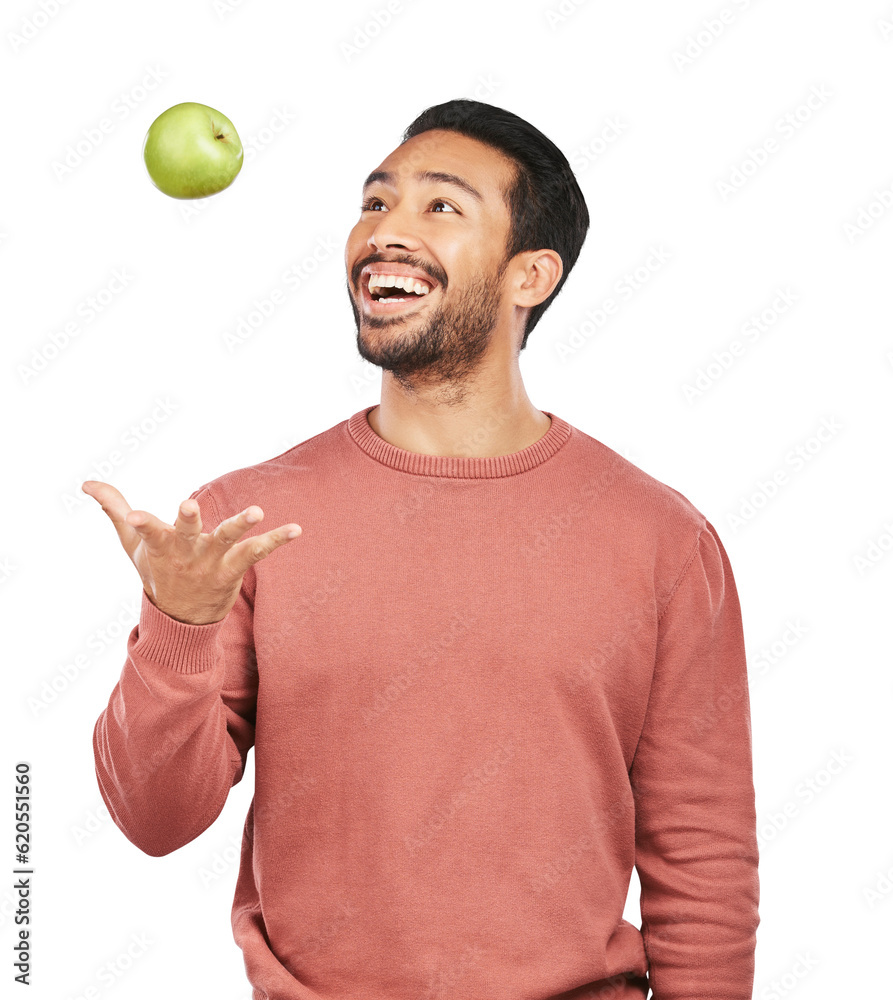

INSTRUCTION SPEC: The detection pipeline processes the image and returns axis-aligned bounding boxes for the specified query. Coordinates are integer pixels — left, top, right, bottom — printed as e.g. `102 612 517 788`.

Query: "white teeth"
367 272 431 297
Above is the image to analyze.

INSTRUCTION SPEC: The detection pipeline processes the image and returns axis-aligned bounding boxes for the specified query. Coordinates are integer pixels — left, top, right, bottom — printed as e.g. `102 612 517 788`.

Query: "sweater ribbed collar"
347 405 571 479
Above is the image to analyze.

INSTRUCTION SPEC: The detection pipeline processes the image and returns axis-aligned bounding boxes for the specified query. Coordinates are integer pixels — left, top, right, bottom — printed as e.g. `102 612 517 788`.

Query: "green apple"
142 102 243 199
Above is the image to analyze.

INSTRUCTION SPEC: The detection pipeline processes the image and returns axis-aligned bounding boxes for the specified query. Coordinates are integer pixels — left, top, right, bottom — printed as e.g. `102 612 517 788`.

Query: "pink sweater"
93 405 760 1000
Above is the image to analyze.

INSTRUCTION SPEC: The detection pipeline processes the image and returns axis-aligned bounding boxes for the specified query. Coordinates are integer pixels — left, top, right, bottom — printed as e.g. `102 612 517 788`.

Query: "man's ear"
513 249 563 309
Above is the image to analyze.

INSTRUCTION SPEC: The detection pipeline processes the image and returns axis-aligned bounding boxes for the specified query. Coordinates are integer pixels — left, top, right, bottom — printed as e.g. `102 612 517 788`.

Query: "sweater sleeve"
629 519 760 1000
92 485 258 858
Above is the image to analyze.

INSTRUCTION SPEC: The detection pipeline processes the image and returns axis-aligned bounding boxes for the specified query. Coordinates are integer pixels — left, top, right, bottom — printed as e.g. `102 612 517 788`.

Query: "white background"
4 0 893 997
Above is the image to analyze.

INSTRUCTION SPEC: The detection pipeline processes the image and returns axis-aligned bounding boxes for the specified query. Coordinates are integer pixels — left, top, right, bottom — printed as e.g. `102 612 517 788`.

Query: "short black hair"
401 99 590 351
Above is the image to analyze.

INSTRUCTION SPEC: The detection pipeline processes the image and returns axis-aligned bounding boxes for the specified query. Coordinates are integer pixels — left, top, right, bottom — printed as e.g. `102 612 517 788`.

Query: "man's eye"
358 198 457 213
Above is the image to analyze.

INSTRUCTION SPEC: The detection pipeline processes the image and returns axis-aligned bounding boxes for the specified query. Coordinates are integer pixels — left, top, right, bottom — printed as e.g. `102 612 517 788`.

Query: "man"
86 98 760 1000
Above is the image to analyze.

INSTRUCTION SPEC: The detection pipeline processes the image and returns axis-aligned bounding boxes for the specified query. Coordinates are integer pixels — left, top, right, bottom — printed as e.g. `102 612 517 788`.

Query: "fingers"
122 508 173 555
82 480 131 521
173 498 203 540
84 479 302 577
226 522 302 577
82 480 140 552
210 505 265 549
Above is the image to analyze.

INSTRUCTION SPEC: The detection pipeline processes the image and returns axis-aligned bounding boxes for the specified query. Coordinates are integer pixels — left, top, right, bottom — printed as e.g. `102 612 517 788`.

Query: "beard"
348 257 509 405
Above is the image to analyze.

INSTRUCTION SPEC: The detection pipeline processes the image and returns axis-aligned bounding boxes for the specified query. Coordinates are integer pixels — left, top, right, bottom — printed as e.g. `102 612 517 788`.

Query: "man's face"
344 128 519 396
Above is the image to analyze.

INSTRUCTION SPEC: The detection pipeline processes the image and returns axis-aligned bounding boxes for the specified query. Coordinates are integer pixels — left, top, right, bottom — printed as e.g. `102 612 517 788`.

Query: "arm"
92 486 258 857
629 519 760 1000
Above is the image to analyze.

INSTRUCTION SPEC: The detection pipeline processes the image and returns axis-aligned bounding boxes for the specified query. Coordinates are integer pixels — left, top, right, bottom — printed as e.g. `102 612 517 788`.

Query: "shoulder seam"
656 520 707 622
201 484 222 526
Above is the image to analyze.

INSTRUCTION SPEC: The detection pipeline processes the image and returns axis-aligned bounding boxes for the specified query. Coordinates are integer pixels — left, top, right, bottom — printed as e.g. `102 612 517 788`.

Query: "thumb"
82 480 142 557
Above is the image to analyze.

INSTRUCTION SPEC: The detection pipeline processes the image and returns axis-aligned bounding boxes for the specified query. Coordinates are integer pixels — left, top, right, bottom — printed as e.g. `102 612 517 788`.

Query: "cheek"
344 231 363 275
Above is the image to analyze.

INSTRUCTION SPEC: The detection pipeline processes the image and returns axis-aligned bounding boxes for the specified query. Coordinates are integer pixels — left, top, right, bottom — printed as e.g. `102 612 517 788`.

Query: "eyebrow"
362 169 484 204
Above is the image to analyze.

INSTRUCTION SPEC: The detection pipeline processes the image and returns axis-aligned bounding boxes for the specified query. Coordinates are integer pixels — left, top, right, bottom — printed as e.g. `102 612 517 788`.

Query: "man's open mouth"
361 271 438 313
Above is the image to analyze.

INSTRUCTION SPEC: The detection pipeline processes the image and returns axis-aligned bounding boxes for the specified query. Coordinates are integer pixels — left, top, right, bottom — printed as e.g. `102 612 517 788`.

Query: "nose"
366 204 419 254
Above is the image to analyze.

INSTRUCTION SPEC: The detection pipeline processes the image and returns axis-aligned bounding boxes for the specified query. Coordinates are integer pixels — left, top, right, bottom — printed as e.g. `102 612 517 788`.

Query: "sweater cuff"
131 590 225 674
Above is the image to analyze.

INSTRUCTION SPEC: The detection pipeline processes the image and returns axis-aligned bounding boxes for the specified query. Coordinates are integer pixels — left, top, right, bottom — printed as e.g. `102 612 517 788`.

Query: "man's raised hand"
82 481 301 625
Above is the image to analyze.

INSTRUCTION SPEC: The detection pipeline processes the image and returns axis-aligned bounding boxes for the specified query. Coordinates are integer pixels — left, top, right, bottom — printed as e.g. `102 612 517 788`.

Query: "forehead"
362 129 516 208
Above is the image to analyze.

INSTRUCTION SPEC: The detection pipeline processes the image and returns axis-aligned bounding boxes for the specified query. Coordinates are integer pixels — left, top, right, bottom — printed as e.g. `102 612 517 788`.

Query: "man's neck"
366 396 552 459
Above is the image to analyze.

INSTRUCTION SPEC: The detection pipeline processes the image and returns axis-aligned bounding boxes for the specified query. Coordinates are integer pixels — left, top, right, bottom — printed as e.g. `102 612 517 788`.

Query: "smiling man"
346 122 561 450
88 99 760 1000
